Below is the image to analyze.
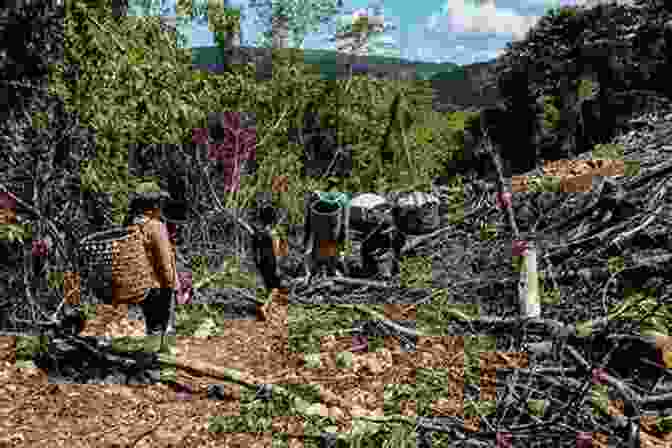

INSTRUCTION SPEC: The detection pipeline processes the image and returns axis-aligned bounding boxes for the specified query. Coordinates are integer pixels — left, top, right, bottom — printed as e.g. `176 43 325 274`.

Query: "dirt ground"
0 289 476 447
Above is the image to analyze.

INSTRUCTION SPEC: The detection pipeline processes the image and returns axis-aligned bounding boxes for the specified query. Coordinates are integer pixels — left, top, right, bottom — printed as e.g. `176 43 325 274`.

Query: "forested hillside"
453 0 672 178
190 43 460 82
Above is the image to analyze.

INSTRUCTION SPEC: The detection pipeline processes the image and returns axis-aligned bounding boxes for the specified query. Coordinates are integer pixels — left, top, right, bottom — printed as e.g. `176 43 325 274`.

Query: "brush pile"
276 106 672 446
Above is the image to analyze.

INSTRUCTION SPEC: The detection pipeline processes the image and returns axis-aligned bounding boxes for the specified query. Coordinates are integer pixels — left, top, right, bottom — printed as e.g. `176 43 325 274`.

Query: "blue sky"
140 0 632 66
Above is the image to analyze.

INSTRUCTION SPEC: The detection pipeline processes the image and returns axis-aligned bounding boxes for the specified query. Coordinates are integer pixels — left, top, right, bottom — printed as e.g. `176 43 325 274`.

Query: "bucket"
310 199 343 241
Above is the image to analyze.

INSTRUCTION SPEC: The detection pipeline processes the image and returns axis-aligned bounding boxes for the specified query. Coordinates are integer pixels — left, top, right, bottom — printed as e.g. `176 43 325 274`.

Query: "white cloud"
514 0 634 7
572 0 635 6
430 0 541 40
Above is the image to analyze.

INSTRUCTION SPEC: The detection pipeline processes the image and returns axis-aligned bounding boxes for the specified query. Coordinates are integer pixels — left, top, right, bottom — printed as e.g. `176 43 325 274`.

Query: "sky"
138 0 636 66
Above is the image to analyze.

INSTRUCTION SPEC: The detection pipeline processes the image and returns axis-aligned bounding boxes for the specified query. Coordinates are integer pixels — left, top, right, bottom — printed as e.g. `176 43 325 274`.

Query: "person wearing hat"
121 181 177 353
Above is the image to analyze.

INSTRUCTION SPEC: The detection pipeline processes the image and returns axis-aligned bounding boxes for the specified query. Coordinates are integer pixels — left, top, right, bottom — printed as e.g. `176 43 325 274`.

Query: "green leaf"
304 403 325 416
527 399 547 417
16 360 38 369
591 385 609 416
305 353 321 369
607 256 625 274
47 271 65 290
193 317 217 337
656 416 672 434
624 160 640 177
335 351 352 369
576 321 593 337
293 397 310 414
349 418 381 438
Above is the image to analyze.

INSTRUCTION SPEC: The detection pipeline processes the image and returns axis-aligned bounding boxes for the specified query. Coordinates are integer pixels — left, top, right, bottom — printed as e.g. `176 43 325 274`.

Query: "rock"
207 384 227 400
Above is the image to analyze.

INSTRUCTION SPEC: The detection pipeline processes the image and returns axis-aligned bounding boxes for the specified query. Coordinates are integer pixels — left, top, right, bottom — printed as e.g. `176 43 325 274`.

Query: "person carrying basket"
119 182 178 353
78 182 179 354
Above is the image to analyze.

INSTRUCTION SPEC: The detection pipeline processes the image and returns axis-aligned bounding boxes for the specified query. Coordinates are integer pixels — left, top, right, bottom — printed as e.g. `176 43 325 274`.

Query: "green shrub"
592 143 624 159
16 336 48 361
577 79 594 99
542 96 561 130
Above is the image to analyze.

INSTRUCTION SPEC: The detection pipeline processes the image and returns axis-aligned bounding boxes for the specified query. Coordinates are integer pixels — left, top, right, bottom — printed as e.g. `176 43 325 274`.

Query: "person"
252 210 282 291
302 189 351 282
359 203 405 279
119 181 177 353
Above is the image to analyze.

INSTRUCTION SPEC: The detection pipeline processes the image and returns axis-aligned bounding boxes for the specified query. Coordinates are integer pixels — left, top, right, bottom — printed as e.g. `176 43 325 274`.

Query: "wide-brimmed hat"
130 182 171 202
128 182 171 214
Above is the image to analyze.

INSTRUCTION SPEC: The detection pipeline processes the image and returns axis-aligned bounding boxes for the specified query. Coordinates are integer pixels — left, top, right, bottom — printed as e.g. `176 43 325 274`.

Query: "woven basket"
78 225 154 305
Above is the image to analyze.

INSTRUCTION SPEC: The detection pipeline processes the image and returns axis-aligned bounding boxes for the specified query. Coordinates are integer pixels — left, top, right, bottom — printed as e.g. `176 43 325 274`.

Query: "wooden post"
518 239 540 318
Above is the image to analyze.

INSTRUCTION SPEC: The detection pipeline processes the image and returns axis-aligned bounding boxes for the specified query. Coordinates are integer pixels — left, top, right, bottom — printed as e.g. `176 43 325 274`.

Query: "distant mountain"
189 45 461 82
189 45 501 113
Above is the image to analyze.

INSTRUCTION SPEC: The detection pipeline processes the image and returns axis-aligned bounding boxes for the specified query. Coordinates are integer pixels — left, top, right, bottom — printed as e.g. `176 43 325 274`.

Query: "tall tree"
325 2 397 56
127 0 199 48
322 1 399 79
128 0 171 16
245 0 343 49
173 0 243 48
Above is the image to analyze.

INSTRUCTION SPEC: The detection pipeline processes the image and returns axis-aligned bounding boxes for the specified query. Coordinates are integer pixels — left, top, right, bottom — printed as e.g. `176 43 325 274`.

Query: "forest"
1 0 672 446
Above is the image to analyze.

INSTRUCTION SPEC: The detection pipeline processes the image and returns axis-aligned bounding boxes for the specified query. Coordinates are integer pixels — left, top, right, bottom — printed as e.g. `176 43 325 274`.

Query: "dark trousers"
140 288 174 336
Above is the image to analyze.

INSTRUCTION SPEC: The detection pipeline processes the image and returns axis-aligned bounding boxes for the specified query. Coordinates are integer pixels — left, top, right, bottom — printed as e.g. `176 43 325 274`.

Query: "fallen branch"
609 204 663 251
157 352 354 412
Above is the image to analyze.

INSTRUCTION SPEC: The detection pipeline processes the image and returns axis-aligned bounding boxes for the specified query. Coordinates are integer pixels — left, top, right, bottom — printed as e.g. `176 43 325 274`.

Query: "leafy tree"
320 1 400 82
542 95 561 130
124 0 193 48
245 0 343 49
1 0 455 332
325 1 399 59
491 55 545 173
210 4 244 69
128 0 170 17
1 0 99 276
53 0 262 220
492 0 672 165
